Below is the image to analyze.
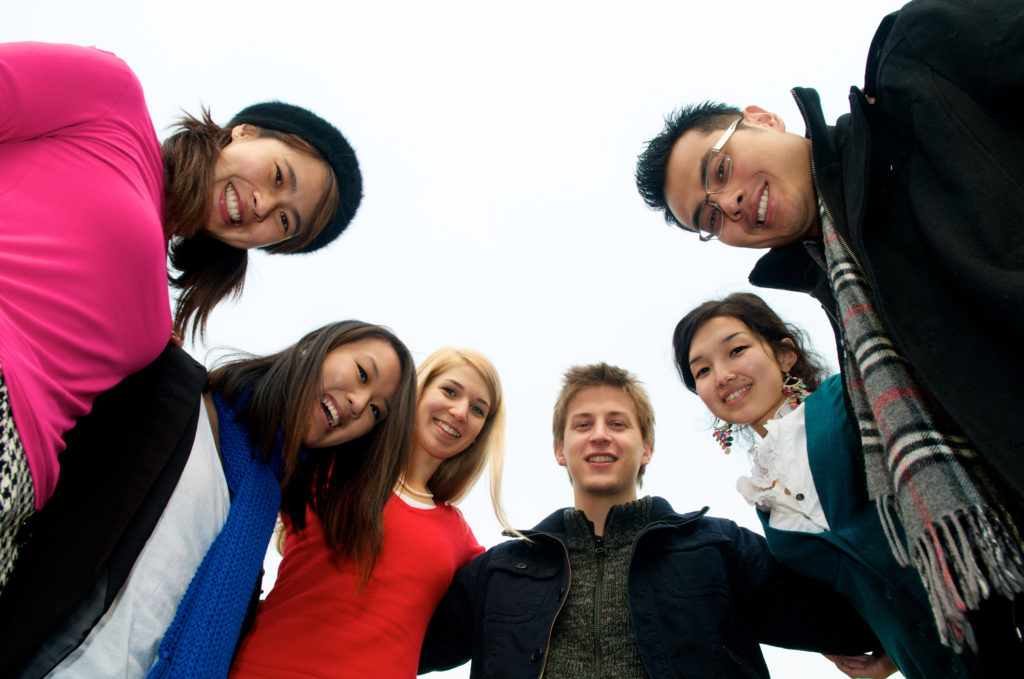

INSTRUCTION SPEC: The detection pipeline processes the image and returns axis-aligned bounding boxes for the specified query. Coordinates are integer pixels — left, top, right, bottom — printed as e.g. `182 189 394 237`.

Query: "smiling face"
663 106 821 249
687 315 796 436
203 124 330 250
415 363 492 462
302 337 402 449
555 385 653 505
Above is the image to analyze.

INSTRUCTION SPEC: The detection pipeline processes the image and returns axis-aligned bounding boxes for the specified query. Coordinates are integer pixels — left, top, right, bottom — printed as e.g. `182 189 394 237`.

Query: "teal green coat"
757 375 967 679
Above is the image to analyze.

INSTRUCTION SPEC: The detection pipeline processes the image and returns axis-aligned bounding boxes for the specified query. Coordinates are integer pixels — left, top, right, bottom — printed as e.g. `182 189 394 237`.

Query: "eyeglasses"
694 117 742 242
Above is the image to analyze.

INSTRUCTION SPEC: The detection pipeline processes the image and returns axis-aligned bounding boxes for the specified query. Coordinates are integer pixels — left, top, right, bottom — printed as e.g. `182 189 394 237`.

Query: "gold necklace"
398 478 434 500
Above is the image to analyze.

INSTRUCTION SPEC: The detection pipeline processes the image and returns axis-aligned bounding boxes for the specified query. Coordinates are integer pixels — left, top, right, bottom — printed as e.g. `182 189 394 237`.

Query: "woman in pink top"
231 348 510 679
0 41 362 591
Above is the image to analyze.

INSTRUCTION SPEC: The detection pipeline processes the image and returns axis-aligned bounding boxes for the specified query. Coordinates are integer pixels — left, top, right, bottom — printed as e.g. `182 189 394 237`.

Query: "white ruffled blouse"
736 401 830 534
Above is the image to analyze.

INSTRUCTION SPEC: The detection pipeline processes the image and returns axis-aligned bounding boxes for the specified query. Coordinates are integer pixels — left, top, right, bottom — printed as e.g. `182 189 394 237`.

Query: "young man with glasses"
635 0 1024 667
419 363 878 679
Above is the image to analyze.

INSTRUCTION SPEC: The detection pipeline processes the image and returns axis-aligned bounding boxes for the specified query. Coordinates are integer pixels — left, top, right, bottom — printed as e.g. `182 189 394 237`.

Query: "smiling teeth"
757 186 768 225
436 420 460 437
724 385 751 403
588 455 615 463
225 183 241 223
321 397 339 428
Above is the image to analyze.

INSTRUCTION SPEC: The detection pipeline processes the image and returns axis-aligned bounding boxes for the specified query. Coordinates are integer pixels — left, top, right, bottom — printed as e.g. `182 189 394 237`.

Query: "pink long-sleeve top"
0 42 171 507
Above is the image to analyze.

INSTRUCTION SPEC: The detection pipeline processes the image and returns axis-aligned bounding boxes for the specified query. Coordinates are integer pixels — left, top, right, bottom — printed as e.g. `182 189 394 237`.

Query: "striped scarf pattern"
818 204 1024 652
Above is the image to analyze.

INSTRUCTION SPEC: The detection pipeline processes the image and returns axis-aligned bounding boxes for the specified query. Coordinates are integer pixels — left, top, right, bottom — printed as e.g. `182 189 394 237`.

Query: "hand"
823 651 898 679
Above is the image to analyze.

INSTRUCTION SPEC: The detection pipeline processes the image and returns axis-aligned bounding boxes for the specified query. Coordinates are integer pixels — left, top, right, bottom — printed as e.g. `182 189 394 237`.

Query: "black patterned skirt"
0 362 35 593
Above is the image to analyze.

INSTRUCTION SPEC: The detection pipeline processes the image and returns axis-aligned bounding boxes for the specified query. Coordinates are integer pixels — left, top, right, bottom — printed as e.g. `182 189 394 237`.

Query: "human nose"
251 189 279 222
713 362 735 386
589 421 610 443
718 185 746 220
449 398 469 422
348 389 370 419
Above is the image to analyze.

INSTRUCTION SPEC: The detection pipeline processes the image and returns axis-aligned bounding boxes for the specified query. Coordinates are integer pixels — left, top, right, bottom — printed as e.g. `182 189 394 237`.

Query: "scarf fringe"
876 495 911 566
905 505 1024 654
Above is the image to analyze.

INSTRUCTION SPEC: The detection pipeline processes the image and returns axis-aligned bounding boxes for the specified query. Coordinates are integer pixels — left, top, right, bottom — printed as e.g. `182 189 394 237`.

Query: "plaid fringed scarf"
817 204 1024 652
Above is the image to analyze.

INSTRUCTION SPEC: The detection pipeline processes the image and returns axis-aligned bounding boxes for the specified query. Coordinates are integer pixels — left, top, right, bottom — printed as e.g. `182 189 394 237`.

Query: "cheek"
695 381 718 409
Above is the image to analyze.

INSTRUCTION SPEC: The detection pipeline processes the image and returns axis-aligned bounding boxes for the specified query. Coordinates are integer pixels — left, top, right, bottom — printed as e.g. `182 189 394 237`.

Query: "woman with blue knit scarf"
42 320 418 679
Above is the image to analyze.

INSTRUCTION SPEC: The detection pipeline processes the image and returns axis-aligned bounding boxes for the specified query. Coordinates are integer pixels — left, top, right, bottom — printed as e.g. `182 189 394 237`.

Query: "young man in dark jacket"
419 362 877 678
634 0 1024 658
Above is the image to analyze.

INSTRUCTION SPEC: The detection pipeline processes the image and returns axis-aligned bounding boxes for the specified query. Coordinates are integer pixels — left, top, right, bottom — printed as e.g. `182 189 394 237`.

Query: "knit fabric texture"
146 391 283 679
818 205 1024 652
545 497 651 679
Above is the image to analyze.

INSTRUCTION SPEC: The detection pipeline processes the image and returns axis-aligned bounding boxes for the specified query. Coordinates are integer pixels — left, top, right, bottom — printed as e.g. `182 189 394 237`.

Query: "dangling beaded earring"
781 372 810 408
712 419 734 454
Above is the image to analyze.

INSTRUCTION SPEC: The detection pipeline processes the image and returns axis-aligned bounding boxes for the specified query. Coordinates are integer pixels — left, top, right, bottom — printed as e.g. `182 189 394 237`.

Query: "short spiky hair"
635 101 743 229
552 363 655 485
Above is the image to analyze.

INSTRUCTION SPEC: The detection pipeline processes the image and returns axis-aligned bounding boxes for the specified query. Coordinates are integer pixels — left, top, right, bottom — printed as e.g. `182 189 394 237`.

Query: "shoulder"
2 41 139 89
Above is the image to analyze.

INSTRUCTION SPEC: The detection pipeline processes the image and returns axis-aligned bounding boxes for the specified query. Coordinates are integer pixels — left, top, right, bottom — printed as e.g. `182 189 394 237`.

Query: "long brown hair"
415 348 512 532
163 110 341 341
672 292 828 393
207 320 416 585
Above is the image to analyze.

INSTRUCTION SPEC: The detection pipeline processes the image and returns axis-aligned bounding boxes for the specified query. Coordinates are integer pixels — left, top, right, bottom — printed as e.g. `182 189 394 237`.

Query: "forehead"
663 127 721 229
566 385 638 420
434 363 491 399
332 337 398 370
692 316 754 348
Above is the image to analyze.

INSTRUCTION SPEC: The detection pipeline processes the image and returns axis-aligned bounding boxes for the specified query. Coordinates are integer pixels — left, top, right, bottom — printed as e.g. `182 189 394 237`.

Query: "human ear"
641 443 653 467
230 123 262 141
554 443 567 467
777 338 798 373
742 105 786 133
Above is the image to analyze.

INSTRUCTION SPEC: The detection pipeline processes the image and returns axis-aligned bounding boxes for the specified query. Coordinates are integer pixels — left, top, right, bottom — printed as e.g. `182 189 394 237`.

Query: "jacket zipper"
592 536 605 679
530 509 708 678
531 531 571 679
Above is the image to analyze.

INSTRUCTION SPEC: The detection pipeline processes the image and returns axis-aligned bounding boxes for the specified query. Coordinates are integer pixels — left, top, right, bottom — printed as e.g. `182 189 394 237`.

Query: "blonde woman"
231 347 509 678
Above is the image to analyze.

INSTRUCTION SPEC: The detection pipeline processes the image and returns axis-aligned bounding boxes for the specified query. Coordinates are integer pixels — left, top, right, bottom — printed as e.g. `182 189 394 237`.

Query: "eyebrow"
285 159 303 235
570 410 630 421
688 331 746 366
445 379 491 409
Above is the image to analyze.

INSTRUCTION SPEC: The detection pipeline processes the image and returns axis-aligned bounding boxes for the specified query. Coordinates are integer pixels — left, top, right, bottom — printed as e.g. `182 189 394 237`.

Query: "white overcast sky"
5 1 908 676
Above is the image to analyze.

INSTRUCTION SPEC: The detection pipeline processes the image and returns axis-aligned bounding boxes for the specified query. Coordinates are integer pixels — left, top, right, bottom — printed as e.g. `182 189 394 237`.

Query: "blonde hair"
416 348 512 533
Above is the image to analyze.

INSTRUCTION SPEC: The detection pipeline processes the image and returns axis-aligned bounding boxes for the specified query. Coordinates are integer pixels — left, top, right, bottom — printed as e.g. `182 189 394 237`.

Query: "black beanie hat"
227 101 362 254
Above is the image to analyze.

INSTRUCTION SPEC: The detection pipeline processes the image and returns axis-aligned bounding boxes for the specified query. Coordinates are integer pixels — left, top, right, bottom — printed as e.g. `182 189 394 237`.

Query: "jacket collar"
512 496 708 543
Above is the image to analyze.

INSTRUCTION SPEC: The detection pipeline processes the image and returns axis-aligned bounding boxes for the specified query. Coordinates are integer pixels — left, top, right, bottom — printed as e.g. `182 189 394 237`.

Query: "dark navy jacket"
420 497 876 678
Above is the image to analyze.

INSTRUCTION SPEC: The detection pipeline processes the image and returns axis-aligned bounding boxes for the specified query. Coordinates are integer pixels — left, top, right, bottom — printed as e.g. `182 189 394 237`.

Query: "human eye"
575 420 591 430
275 165 283 186
729 345 749 357
280 211 290 234
441 385 456 397
706 207 720 231
471 404 486 417
609 420 626 429
357 364 368 383
713 157 727 184
370 403 381 421
693 366 709 380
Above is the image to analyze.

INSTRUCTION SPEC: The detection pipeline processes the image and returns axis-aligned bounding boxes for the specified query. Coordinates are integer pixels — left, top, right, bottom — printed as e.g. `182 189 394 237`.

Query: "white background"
4 1 906 676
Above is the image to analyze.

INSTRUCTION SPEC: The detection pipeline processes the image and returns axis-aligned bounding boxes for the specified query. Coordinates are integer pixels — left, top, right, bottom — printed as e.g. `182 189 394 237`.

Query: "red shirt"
231 495 483 678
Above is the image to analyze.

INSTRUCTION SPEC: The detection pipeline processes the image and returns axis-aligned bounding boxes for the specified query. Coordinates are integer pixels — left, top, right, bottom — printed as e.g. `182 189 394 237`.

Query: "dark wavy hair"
672 293 828 393
207 320 416 585
635 101 743 230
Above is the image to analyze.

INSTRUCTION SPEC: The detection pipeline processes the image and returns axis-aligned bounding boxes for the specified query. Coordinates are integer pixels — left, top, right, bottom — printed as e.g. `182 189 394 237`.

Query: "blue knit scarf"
147 391 284 679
